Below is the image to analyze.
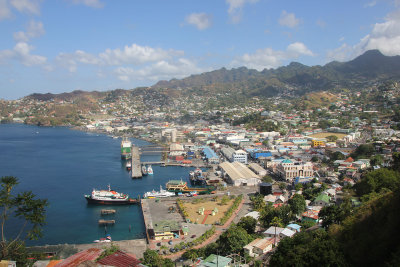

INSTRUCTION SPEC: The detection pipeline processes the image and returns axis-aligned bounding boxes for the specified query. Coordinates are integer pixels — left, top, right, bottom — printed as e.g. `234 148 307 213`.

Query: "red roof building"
54 248 103 267
97 250 142 267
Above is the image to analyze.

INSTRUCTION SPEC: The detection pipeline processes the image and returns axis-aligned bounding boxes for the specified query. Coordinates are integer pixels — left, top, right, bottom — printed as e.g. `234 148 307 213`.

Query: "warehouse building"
219 161 261 186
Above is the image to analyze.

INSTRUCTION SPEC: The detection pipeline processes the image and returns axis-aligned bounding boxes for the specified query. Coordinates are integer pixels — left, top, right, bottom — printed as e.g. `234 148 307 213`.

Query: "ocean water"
0 124 192 246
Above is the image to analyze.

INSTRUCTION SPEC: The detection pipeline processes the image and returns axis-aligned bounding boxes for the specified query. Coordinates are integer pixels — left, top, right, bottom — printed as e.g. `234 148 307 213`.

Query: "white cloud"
10 0 41 15
279 10 301 28
115 58 204 82
70 0 104 8
231 42 314 70
0 0 12 20
56 50 101 72
287 42 314 57
327 9 400 61
185 13 212 30
364 1 376 8
99 44 182 65
226 0 259 23
0 42 46 66
13 20 45 42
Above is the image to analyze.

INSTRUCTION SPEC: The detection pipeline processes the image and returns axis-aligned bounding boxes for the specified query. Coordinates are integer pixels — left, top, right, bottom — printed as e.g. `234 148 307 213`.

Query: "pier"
101 209 116 215
131 146 142 178
98 219 115 225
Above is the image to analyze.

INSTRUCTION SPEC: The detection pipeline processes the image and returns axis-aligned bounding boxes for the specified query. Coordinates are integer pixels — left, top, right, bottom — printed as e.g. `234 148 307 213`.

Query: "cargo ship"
84 185 137 205
121 137 132 160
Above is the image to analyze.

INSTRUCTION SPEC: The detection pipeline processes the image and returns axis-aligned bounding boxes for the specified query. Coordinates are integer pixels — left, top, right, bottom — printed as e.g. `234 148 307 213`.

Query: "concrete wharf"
131 146 142 178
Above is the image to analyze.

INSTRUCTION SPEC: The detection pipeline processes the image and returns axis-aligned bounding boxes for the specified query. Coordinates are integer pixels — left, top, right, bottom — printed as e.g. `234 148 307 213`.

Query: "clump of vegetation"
176 199 189 218
218 195 243 225
97 243 119 261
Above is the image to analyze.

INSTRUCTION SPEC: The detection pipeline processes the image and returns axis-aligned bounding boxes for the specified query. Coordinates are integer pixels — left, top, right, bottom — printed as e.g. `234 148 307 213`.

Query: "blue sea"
0 124 193 246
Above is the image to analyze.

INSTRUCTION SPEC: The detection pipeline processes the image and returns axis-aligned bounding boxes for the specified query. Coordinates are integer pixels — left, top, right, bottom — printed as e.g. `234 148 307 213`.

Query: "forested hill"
24 50 400 102
152 50 400 97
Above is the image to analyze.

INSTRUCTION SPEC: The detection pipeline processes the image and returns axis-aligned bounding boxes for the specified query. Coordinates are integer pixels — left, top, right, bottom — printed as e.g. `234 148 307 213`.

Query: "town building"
243 238 274 257
276 159 314 181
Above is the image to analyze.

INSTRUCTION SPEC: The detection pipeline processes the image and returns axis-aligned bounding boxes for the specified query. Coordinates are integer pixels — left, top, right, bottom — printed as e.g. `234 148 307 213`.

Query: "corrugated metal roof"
97 250 141 267
54 248 103 267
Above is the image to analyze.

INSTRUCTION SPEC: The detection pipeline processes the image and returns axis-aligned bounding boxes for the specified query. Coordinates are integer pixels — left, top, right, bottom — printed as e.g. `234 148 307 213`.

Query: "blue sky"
0 0 399 99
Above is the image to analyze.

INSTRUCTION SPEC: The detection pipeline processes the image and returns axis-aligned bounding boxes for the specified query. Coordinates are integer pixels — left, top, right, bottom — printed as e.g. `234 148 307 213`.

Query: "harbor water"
0 124 193 246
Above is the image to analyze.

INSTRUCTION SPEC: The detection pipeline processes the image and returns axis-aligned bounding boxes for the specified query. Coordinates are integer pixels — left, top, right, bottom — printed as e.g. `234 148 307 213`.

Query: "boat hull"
85 196 135 205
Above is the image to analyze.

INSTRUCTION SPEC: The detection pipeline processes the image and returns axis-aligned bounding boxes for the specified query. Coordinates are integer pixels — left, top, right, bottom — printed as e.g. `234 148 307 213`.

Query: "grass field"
182 197 234 225
309 132 347 140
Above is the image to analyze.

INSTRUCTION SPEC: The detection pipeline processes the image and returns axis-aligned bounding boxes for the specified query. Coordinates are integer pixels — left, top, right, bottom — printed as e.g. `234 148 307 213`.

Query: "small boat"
126 161 132 171
142 165 148 175
147 165 153 175
94 234 112 243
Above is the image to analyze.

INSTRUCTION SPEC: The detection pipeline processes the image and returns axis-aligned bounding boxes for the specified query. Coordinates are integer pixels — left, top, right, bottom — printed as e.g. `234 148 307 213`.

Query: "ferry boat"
147 165 153 175
143 185 175 198
84 185 135 205
121 137 132 160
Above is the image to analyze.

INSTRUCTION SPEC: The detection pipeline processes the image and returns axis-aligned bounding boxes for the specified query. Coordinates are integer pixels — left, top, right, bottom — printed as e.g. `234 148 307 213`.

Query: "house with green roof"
199 254 232 267
313 194 331 206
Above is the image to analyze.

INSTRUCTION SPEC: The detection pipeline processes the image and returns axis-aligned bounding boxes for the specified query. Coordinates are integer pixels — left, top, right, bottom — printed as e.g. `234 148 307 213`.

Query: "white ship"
144 185 175 198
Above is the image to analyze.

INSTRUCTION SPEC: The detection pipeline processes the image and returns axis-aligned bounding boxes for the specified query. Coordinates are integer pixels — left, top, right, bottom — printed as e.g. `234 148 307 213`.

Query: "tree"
351 144 375 159
0 176 48 261
370 154 383 166
271 217 283 246
217 225 252 255
279 182 286 191
262 175 273 183
269 230 346 266
250 194 265 212
311 156 319 162
183 249 199 263
355 168 400 196
237 216 257 235
288 194 306 215
326 135 338 142
141 249 166 267
392 152 400 172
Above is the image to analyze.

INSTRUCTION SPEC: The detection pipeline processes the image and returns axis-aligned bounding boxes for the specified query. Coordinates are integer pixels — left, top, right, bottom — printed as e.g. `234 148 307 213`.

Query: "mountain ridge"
25 49 400 102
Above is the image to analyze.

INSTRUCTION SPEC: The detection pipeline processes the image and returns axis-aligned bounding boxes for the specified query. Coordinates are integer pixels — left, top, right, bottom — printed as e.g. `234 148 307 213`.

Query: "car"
156 242 161 246
168 240 173 245
191 234 196 238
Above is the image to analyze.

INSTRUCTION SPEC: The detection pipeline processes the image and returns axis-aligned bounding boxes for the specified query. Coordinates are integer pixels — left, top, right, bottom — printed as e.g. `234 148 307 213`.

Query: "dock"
131 146 142 178
101 209 116 215
98 219 115 225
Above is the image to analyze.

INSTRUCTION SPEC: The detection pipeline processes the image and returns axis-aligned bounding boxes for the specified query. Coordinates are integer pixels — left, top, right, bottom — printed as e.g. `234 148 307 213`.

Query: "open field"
309 132 347 139
182 197 234 225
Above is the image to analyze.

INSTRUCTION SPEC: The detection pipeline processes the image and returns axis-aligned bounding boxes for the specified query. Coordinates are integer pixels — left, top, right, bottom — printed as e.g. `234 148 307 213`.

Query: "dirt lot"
182 197 234 225
309 132 347 139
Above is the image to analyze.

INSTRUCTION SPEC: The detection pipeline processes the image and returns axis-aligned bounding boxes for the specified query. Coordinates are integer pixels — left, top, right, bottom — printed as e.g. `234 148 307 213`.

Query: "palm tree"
271 217 283 247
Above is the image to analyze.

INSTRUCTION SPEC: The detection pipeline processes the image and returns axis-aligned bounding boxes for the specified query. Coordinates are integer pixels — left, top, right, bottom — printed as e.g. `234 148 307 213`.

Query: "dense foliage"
0 176 48 265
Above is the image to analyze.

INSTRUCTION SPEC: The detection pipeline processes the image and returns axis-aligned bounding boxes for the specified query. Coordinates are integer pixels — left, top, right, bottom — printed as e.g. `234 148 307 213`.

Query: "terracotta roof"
344 157 354 162
54 248 103 267
97 250 141 267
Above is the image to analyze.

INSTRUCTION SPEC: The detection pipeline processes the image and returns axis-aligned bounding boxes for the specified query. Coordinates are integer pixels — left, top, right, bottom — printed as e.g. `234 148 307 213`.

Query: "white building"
243 238 274 257
233 149 248 164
